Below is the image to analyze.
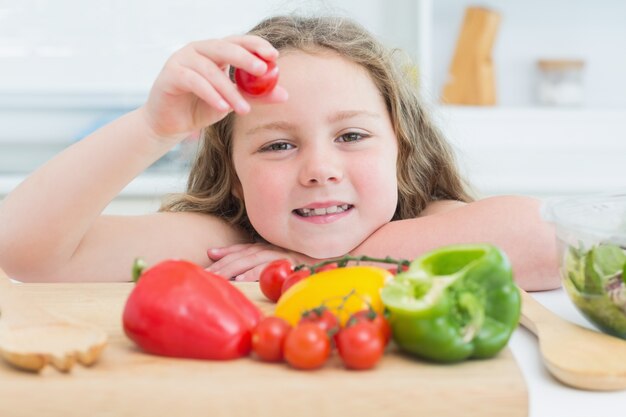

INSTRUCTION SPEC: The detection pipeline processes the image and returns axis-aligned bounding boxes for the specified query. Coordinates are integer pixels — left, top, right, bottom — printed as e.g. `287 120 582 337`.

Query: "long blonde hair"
162 15 474 238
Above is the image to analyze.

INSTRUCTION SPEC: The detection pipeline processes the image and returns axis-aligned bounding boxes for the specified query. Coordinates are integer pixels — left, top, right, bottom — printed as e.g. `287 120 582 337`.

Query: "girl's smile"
292 201 354 223
232 49 399 259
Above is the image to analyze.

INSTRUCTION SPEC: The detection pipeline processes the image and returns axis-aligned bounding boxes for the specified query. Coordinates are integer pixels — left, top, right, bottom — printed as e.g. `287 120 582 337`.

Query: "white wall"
4 0 625 104
0 0 407 94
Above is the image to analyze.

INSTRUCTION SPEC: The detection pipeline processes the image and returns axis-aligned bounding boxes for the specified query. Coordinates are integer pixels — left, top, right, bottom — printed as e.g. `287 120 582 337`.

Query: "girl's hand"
206 243 316 282
141 35 288 143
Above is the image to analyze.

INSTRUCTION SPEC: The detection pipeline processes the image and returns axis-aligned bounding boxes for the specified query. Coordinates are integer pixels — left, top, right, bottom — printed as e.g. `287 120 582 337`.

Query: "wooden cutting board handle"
441 7 500 106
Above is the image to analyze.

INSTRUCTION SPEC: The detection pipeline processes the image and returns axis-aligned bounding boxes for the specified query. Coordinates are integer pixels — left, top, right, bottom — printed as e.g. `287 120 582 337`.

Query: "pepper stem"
297 255 410 274
132 258 147 283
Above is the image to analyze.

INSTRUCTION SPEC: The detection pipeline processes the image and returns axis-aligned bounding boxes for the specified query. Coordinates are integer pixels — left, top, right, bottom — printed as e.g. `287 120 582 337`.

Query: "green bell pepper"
380 243 521 362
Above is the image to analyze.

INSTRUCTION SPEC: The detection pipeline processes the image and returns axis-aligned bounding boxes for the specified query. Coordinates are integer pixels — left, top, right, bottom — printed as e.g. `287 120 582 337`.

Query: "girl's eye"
259 141 294 152
337 132 368 143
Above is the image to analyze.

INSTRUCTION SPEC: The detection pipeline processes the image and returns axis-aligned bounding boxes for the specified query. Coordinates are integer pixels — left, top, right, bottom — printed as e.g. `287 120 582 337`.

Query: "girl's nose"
298 147 343 186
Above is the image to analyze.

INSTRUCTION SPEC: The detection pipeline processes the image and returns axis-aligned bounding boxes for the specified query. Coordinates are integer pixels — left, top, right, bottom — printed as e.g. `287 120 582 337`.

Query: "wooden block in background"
441 7 501 106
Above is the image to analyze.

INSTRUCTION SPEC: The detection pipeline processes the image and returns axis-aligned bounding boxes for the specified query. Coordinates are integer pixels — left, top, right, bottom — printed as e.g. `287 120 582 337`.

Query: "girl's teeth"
297 205 350 217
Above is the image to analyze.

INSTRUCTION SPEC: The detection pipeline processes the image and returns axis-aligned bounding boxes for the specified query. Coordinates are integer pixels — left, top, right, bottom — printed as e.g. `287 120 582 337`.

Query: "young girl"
0 15 559 290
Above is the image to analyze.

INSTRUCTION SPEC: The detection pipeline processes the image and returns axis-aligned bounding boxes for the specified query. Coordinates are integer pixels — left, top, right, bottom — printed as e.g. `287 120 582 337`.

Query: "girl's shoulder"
148 211 250 244
418 200 467 217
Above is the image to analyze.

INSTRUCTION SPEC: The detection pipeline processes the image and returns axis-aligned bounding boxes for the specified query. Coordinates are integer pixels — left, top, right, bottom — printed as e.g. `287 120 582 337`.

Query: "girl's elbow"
515 245 561 291
483 195 560 291
511 197 561 291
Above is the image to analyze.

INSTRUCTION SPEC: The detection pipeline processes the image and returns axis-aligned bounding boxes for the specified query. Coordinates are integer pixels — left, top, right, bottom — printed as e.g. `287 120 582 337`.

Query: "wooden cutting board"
0 282 528 417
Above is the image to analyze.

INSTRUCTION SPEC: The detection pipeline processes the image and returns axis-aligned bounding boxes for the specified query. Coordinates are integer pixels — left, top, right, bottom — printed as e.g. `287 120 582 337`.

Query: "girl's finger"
181 51 251 114
211 249 289 279
234 264 267 282
208 243 259 259
207 243 269 263
207 245 271 275
190 39 270 77
176 65 231 112
211 249 271 277
223 34 279 62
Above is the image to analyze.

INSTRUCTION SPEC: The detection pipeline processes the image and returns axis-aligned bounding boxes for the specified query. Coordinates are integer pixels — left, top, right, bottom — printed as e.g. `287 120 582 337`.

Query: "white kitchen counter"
513 289 626 416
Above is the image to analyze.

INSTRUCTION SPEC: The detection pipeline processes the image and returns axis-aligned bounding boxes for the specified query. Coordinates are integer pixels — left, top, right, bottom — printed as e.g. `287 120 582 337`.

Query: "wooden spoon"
519 288 626 391
0 268 107 372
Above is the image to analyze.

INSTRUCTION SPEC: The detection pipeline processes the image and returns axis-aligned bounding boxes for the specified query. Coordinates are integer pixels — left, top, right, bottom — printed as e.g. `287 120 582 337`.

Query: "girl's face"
232 50 398 258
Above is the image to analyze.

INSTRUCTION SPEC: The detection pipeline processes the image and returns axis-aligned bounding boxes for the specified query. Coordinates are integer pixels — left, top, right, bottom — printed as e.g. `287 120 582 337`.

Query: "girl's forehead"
278 51 372 95
233 50 388 133
275 48 369 81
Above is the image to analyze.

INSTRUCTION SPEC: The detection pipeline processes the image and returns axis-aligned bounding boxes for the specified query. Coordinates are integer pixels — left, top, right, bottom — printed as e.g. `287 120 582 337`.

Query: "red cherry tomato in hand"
349 309 392 345
284 323 331 370
251 316 292 362
281 269 310 295
336 321 385 370
234 55 279 97
259 259 293 302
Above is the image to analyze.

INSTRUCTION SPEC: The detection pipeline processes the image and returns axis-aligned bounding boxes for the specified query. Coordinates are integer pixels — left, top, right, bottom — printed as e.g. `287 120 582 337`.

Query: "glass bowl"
543 192 626 339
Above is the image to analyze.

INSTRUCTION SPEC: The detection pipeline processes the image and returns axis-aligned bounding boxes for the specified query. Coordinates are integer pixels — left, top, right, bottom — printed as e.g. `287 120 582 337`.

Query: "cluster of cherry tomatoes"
251 306 390 371
254 259 392 370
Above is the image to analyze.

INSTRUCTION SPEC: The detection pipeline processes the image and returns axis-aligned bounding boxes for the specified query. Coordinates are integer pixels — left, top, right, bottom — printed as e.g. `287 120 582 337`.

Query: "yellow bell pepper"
274 266 392 325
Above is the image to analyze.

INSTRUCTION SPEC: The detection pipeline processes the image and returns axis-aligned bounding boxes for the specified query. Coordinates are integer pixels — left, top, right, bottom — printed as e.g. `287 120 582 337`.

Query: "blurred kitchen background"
1 0 625 214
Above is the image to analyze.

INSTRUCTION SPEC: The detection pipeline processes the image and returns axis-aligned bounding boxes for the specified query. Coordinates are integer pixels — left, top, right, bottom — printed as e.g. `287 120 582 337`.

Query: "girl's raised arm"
0 37 286 282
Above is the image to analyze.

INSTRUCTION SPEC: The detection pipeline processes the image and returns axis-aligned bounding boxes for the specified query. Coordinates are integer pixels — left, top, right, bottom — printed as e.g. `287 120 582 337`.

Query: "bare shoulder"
94 211 250 257
144 210 242 233
60 211 250 282
418 199 468 217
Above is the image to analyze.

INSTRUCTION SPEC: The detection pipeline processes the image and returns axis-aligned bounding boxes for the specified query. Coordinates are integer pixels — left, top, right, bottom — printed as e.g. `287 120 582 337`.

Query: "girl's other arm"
352 195 560 291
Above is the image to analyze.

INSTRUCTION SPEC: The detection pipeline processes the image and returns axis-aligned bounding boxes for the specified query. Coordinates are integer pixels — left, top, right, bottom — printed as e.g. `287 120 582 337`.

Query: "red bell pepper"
123 259 262 360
